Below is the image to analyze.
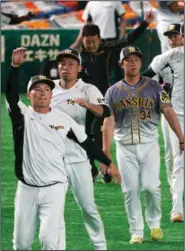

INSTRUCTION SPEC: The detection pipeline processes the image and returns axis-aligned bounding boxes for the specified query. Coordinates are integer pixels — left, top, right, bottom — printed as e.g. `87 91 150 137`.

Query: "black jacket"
79 21 149 95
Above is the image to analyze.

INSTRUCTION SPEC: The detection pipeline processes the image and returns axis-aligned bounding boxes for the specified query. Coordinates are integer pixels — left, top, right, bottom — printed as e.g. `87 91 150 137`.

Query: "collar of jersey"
122 76 143 87
58 78 82 90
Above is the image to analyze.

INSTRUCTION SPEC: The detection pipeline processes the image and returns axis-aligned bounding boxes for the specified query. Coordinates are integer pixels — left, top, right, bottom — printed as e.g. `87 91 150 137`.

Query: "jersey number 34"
139 110 151 120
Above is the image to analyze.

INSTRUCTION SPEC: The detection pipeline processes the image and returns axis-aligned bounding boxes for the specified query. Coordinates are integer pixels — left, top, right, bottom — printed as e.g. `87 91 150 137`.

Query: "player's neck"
59 79 77 89
124 74 141 86
33 106 51 114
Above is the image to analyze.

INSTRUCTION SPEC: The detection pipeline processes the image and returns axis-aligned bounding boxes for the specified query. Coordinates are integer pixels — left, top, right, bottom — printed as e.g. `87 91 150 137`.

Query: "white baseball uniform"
150 46 184 218
82 1 125 39
152 65 174 189
105 76 172 238
156 1 182 52
6 70 88 249
51 78 107 250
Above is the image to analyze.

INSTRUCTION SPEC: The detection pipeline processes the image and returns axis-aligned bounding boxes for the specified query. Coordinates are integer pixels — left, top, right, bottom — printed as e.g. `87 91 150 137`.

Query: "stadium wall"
1 29 161 92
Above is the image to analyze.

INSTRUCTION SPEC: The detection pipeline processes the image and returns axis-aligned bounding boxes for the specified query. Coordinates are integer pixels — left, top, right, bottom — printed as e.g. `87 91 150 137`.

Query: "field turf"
1 94 184 250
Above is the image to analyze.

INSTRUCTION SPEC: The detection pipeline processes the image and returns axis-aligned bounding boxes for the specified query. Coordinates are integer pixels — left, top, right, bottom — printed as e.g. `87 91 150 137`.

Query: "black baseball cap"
27 75 55 92
56 48 82 64
180 23 184 36
119 46 143 63
163 23 181 36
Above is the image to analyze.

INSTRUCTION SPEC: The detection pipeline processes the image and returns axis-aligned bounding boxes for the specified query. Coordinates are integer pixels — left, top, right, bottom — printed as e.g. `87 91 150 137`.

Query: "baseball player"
72 10 155 184
142 23 184 222
50 48 111 250
144 23 183 190
156 1 183 52
101 46 184 244
6 48 120 250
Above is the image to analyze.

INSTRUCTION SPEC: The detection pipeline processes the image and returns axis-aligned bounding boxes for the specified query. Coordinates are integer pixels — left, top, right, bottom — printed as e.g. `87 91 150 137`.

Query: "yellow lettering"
128 47 136 53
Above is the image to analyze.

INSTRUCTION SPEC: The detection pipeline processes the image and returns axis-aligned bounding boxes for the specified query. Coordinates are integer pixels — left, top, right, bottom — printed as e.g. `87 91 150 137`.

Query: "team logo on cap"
168 24 175 31
128 47 136 53
39 75 47 80
64 49 72 54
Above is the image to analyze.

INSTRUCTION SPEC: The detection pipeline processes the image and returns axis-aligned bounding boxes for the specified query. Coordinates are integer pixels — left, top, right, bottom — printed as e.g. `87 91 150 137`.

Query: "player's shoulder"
156 50 172 61
77 78 100 92
143 76 161 92
106 80 123 94
171 46 184 54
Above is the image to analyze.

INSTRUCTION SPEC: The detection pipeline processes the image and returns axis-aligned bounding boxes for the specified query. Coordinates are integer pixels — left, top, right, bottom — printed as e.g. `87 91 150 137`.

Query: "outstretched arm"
127 10 154 44
142 67 156 78
6 48 27 127
105 10 154 49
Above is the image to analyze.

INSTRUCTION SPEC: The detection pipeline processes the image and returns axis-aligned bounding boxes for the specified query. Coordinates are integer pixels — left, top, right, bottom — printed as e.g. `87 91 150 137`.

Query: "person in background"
156 0 184 52
1 11 35 25
40 58 60 80
147 23 183 192
71 10 154 183
142 23 184 222
71 1 126 83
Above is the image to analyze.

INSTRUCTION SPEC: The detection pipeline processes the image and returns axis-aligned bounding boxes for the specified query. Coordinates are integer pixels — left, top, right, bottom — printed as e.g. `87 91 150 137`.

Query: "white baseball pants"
161 114 173 189
13 181 68 250
61 160 107 250
116 141 162 238
169 115 184 218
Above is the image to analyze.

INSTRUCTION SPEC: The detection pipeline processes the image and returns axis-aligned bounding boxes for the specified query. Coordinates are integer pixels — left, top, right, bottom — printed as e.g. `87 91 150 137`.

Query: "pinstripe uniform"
105 76 171 238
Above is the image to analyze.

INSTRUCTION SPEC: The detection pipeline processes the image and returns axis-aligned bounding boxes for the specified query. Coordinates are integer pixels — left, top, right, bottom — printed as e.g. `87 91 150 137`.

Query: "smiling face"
27 83 52 109
58 57 82 81
121 54 142 78
167 33 184 48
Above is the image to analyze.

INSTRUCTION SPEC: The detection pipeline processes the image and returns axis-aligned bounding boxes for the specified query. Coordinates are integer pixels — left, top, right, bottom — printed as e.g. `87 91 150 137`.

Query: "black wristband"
180 142 184 144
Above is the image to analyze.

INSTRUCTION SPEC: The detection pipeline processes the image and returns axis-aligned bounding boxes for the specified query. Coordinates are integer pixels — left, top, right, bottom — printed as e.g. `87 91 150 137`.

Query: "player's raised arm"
6 48 27 127
6 48 27 104
106 10 154 49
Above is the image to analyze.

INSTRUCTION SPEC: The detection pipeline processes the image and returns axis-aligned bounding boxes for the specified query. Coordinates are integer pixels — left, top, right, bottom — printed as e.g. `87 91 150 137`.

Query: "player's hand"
12 47 27 67
100 163 121 184
100 150 112 174
144 10 154 24
75 98 89 108
107 163 122 184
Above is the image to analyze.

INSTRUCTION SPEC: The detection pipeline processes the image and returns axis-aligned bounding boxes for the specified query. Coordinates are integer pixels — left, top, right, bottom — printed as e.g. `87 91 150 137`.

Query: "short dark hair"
82 24 100 37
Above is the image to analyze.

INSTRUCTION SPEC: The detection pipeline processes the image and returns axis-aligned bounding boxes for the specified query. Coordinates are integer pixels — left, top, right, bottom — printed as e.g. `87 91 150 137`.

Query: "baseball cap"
163 23 181 36
119 46 143 63
180 23 184 36
56 48 82 64
27 75 55 92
